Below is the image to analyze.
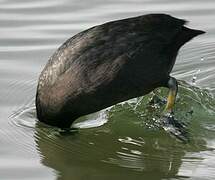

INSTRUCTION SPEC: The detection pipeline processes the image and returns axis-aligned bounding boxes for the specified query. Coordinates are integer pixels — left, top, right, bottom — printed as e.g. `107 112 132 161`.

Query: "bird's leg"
161 77 188 142
164 77 178 114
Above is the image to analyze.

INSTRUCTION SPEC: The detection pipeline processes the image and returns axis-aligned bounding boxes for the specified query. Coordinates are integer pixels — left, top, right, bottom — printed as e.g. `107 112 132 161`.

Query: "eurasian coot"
36 14 205 128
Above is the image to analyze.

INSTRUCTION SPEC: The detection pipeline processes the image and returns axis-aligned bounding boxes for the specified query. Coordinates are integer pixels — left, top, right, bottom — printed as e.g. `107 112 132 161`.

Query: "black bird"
36 14 205 128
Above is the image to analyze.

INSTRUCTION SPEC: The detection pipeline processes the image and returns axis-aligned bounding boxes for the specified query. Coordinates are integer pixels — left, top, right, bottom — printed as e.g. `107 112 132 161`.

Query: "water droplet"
192 69 200 85
192 75 197 84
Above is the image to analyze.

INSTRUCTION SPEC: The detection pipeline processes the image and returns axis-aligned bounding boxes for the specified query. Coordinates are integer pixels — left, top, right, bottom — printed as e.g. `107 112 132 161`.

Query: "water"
1 0 215 179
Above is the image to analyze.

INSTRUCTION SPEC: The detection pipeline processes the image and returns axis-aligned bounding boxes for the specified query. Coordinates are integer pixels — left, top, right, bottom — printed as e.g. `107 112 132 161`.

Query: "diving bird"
36 14 205 128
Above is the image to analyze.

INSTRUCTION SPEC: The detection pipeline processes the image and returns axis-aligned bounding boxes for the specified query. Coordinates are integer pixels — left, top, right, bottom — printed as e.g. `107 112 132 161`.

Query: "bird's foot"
161 112 189 142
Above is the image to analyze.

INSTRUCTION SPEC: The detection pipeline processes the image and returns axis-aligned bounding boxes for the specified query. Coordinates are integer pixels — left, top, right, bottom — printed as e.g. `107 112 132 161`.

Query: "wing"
39 14 185 90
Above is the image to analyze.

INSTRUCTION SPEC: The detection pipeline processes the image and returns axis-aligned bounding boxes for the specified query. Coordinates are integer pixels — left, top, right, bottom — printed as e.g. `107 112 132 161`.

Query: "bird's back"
38 14 185 88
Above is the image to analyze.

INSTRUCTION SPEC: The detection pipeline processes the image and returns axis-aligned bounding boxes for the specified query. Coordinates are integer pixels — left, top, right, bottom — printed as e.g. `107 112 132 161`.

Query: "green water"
24 82 214 180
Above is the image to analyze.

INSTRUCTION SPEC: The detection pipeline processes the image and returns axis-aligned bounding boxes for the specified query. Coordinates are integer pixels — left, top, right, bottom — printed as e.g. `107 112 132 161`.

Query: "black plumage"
36 14 205 128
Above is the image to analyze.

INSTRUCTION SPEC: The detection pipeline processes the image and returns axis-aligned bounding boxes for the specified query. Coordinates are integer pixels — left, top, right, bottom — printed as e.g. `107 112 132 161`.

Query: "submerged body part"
36 14 205 128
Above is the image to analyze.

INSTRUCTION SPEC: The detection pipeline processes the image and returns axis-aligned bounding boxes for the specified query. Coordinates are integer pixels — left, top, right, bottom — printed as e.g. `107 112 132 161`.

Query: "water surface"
1 0 215 179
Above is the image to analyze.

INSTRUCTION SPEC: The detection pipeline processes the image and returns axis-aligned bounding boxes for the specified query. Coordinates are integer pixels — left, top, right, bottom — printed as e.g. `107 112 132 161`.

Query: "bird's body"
36 14 204 128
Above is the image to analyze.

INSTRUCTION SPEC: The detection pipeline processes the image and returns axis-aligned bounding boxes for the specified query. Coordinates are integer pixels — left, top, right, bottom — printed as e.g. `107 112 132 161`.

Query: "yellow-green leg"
161 77 188 141
164 77 178 114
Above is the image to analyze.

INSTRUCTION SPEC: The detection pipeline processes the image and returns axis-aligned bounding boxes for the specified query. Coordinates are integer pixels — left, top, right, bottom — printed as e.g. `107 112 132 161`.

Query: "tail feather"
173 26 205 49
183 26 205 39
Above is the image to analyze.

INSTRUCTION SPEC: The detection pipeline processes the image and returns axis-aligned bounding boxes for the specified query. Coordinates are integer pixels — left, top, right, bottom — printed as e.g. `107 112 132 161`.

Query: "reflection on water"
1 0 215 179
35 127 184 180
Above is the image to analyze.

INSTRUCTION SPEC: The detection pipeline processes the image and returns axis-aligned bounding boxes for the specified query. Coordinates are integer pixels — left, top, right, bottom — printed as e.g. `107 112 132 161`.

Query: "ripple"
1 0 215 179
0 0 66 9
118 137 145 147
10 106 37 129
11 102 109 130
173 42 215 90
73 110 108 129
0 45 56 52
